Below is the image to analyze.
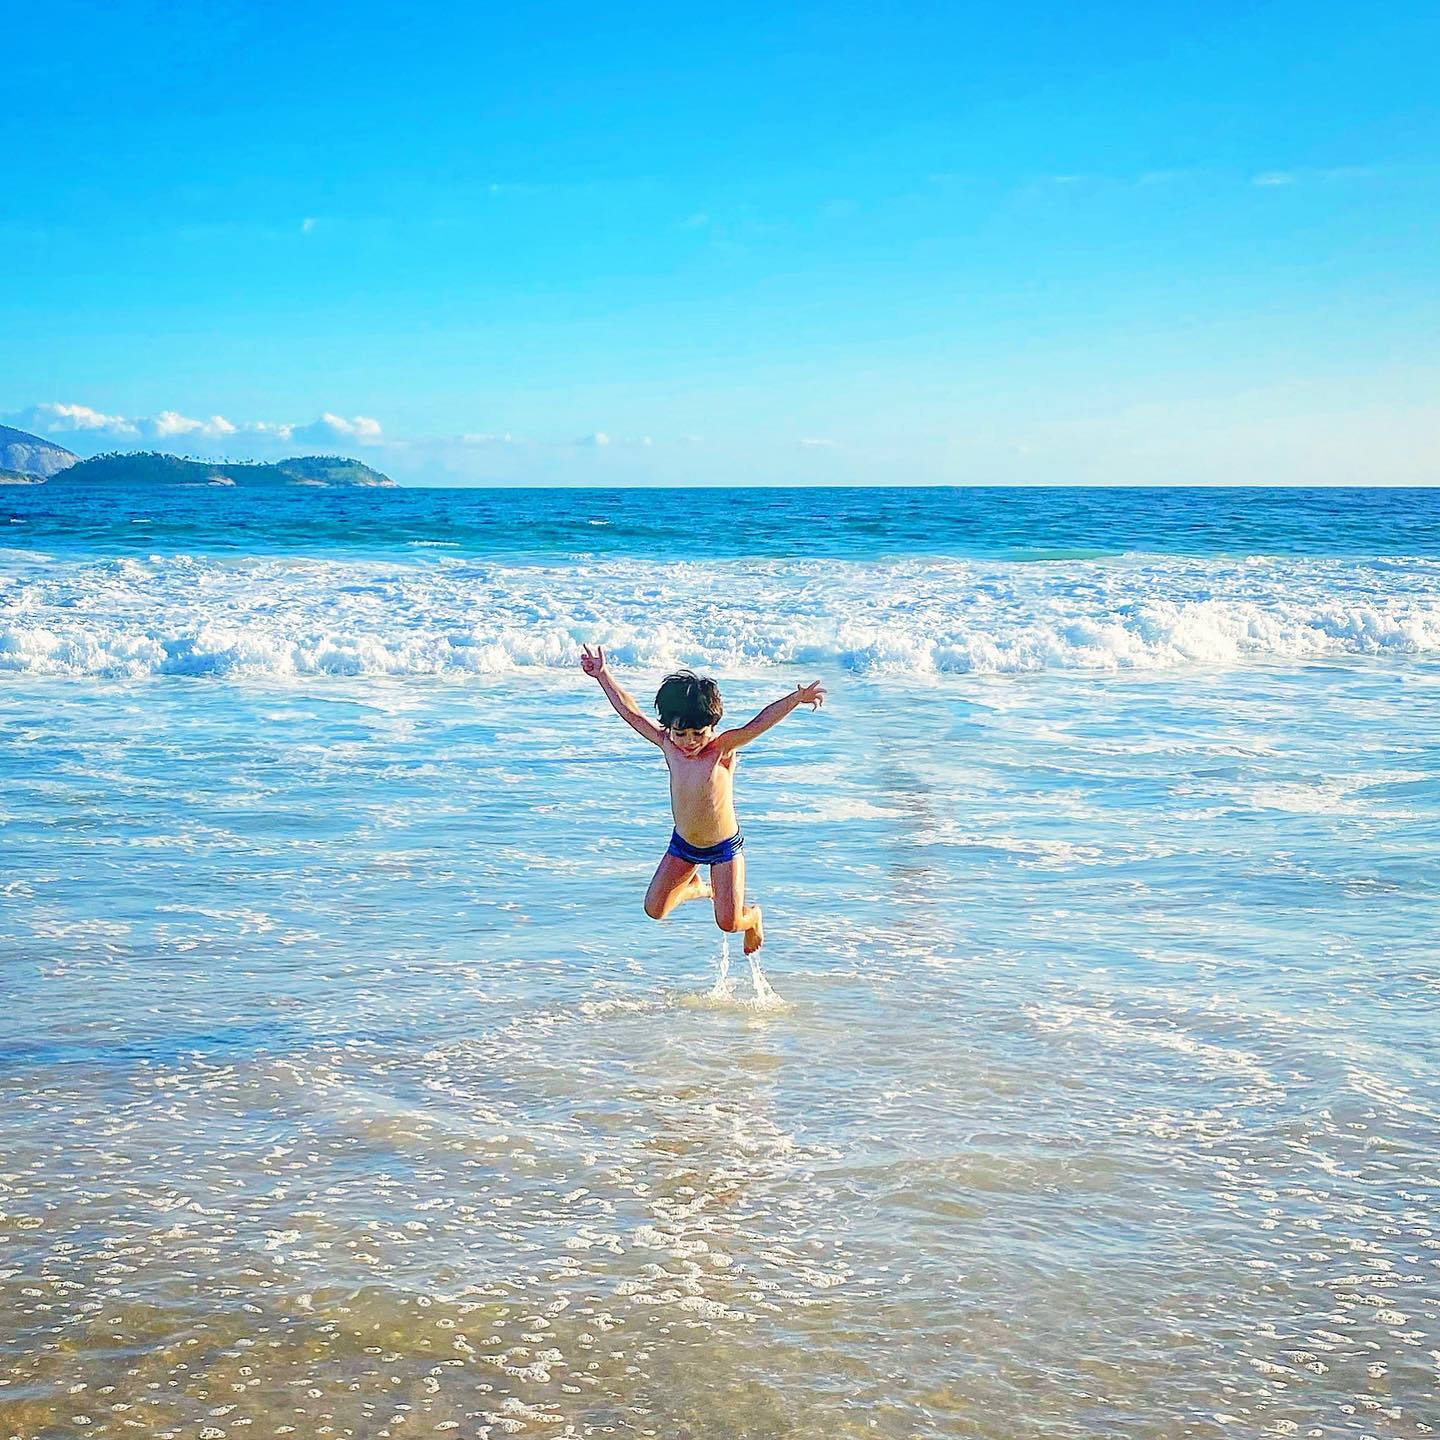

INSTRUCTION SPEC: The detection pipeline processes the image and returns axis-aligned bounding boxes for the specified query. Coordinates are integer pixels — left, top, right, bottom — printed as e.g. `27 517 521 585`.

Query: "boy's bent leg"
644 853 710 921
711 855 763 953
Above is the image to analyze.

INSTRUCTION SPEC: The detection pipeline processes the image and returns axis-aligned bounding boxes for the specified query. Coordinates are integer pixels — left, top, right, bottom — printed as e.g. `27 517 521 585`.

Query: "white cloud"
798 437 837 449
1252 166 1378 188
6 402 392 455
241 420 296 441
16 402 137 435
461 431 518 445
142 410 238 440
301 217 317 233
571 431 662 449
288 412 385 447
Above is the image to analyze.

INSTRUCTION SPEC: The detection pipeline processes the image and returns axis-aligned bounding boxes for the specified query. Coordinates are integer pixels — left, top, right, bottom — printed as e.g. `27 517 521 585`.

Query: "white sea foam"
1 551 1438 680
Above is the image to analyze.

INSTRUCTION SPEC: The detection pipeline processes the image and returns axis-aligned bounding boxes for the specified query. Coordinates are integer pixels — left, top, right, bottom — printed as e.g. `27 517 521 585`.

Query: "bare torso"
662 736 739 845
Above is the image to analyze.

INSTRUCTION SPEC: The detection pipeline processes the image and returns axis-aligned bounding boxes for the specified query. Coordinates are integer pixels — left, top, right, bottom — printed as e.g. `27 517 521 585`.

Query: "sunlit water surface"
2 487 1439 1437
3 667 1438 1438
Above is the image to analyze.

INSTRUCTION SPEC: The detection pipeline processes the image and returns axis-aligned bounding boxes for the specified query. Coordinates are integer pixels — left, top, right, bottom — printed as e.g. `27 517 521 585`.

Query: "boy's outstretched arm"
580 645 665 746
718 680 826 751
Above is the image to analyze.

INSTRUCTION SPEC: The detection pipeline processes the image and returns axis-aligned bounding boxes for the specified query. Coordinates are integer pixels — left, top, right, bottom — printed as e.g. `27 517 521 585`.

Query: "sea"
1 484 1438 1439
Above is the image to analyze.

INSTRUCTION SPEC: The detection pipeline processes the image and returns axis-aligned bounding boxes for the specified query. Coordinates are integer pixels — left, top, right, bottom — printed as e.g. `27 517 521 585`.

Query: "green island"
50 451 396 487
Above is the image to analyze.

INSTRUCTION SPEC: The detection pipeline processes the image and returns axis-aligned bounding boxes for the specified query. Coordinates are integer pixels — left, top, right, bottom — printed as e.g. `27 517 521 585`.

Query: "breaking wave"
2 552 1438 680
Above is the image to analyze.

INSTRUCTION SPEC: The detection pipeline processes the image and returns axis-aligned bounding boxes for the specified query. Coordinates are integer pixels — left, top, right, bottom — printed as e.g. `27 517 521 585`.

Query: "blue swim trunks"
667 829 744 866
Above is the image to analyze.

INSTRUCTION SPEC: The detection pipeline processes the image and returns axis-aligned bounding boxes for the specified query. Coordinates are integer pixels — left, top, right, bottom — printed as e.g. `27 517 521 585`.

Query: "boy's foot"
681 874 713 904
743 905 764 955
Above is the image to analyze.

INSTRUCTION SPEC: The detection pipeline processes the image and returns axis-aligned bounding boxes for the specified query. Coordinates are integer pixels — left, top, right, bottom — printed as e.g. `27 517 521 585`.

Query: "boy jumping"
579 646 826 954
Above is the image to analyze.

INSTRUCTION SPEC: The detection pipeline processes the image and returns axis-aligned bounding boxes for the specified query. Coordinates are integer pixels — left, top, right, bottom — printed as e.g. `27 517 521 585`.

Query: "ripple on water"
2 666 1439 1435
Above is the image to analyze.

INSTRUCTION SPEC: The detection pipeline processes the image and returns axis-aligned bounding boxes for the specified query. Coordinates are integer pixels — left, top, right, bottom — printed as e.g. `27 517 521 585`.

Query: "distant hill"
273 455 394 487
50 451 396 488
54 452 296 486
0 424 78 478
0 464 46 485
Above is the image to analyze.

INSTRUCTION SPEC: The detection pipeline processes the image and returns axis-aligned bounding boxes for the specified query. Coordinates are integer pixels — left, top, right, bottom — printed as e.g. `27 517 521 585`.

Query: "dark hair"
654 670 724 730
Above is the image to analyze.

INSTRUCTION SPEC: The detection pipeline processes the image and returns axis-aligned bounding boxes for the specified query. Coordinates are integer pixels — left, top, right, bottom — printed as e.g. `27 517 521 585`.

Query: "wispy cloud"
1251 166 1378 188
11 404 673 465
1007 164 1382 195
16 402 138 435
798 437 838 449
1314 165 1380 182
8 403 385 452
573 431 661 450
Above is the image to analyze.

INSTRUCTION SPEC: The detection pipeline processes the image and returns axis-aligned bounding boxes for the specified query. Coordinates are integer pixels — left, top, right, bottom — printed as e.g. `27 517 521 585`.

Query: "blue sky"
4 0 1437 485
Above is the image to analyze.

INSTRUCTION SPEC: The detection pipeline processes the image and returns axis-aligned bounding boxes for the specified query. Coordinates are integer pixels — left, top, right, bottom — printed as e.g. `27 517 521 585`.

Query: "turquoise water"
2 486 1438 1437
9 482 1440 560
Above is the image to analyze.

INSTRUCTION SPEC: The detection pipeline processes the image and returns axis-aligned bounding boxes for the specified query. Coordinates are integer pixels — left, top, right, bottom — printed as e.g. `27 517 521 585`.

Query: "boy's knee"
644 896 666 921
715 911 743 933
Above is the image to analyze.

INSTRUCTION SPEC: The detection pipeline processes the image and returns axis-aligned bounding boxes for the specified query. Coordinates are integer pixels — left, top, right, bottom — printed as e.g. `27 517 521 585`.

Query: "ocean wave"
1 552 1438 680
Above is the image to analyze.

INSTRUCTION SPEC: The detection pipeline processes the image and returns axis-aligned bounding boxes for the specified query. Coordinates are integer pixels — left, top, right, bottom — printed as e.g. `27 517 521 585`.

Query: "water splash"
700 935 786 1011
709 935 737 1001
747 951 784 1009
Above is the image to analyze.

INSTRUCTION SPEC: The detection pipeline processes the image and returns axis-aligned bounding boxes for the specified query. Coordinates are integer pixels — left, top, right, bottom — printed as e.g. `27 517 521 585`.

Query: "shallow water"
2 487 1439 1436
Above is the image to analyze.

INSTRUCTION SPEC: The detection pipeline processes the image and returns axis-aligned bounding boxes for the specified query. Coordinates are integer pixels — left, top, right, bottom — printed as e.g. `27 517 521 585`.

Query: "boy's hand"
795 680 826 710
580 644 608 679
